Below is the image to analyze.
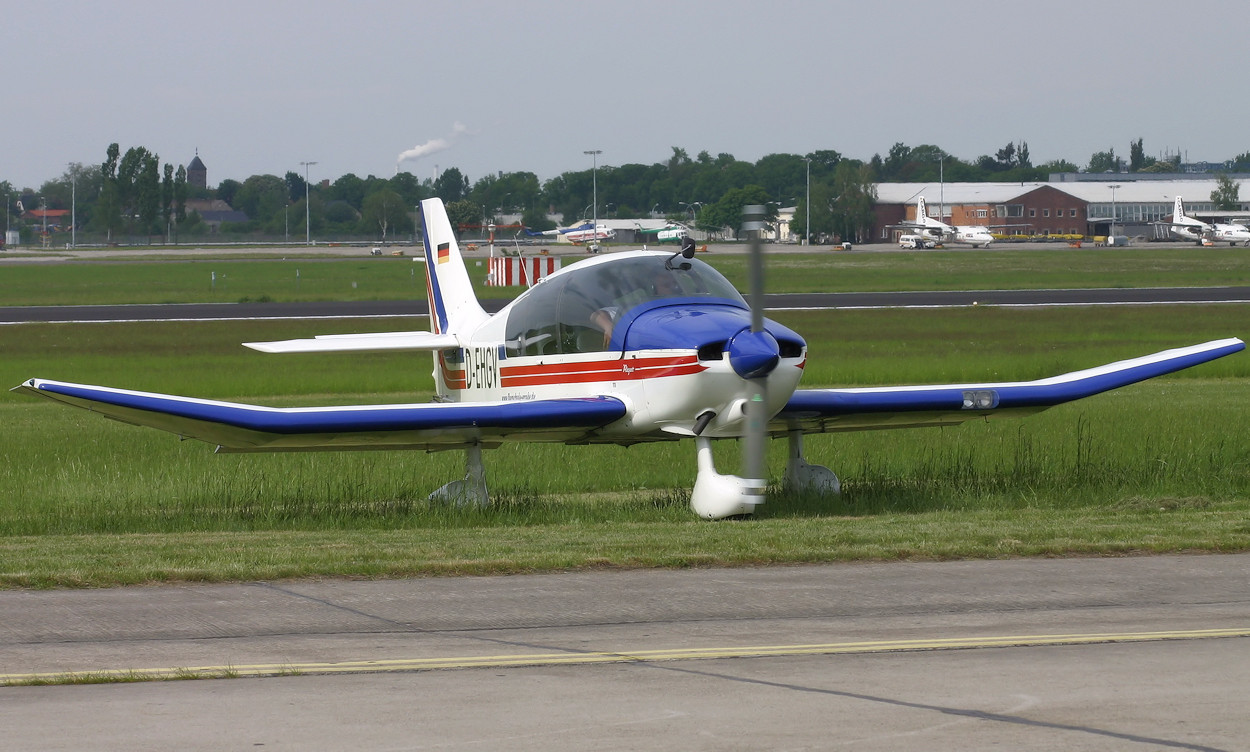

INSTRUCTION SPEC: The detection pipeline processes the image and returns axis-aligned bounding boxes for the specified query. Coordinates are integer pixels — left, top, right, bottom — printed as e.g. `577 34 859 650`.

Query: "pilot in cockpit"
590 265 681 346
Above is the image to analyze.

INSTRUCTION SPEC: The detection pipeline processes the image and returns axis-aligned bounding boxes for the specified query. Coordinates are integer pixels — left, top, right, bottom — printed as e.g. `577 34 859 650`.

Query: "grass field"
2 287 1247 586
3 245 1249 306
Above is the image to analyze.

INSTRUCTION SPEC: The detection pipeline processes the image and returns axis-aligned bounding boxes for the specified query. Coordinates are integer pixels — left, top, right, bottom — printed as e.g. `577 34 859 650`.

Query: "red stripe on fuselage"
439 354 707 392
503 358 706 387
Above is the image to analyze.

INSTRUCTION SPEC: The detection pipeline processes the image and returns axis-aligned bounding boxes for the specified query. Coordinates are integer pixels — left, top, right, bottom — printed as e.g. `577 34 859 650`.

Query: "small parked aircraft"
1159 196 1216 244
16 198 1244 519
1155 195 1250 246
892 196 997 248
557 222 616 244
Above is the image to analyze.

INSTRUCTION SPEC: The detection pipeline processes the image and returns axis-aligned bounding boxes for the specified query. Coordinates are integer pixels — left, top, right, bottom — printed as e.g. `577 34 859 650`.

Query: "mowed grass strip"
1 304 1247 587
3 245 1250 306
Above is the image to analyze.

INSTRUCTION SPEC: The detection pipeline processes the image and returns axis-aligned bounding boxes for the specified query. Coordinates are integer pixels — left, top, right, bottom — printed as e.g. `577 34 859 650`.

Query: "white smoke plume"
397 122 468 165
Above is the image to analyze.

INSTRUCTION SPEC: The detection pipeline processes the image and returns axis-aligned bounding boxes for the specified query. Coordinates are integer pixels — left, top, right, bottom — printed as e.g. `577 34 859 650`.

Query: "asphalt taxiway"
3 555 1249 750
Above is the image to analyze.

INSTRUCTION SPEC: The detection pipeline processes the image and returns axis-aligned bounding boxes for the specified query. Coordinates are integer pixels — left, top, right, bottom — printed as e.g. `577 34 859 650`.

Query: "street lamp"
68 164 76 249
300 160 317 245
803 156 811 246
584 149 601 250
1108 183 1121 240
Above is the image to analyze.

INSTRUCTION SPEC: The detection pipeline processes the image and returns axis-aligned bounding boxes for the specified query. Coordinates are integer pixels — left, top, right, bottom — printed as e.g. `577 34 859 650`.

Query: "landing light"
962 390 998 410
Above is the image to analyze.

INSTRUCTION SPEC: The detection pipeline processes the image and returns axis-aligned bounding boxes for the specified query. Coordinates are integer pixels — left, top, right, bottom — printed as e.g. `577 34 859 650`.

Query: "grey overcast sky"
6 0 1247 190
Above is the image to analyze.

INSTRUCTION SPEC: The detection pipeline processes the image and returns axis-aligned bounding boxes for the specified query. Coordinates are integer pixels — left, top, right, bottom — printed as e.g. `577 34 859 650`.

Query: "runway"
3 286 1249 324
3 555 1249 750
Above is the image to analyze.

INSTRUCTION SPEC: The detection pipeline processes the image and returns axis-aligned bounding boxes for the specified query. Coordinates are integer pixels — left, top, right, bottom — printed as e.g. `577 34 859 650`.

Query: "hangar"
871 177 1250 241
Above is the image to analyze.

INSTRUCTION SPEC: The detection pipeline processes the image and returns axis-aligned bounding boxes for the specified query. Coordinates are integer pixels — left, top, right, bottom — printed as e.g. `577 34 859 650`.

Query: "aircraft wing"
774 339 1244 434
13 379 626 452
243 331 460 353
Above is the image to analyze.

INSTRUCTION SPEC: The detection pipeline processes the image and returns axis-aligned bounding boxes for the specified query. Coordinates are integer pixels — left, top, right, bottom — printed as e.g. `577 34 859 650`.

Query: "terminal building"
870 177 1250 241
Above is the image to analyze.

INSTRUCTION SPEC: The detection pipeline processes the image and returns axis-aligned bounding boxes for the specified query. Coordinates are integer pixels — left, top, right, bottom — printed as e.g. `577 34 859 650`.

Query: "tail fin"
1174 196 1186 220
917 196 928 221
420 198 489 337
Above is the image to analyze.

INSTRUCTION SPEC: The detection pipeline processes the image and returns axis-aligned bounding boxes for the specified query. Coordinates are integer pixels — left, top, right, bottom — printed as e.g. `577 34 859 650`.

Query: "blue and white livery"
16 199 1245 519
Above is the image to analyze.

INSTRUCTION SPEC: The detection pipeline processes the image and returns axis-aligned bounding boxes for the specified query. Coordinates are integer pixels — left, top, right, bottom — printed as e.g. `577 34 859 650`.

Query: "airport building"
871 177 1250 241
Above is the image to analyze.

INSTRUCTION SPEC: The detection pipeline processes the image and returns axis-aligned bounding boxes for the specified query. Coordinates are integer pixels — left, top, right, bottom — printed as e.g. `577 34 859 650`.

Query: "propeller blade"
742 205 769 503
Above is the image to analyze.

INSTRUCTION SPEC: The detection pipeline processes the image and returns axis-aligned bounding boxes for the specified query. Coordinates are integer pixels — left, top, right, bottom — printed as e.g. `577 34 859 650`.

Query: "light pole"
584 149 601 250
69 165 76 249
1108 183 1121 240
803 156 811 246
300 160 317 245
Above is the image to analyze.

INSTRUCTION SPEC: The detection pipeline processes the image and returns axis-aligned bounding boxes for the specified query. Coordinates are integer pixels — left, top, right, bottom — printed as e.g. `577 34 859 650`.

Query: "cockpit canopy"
504 253 745 355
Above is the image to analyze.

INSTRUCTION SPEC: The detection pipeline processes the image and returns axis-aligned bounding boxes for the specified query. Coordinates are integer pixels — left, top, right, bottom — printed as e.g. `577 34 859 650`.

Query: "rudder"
420 198 488 337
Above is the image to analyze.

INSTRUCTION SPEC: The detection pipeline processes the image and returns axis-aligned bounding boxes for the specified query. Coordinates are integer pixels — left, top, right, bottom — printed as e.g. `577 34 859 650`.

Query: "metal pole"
70 169 76 249
584 149 601 250
1109 183 1121 239
804 157 811 245
300 161 317 245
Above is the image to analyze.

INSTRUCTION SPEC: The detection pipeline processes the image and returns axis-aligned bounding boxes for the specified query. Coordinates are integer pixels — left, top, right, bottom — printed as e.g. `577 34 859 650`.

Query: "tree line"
4 139 1248 245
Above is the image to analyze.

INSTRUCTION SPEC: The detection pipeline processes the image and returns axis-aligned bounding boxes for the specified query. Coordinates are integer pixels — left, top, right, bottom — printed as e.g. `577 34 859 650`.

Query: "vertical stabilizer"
1174 195 1186 221
420 198 489 337
917 196 928 221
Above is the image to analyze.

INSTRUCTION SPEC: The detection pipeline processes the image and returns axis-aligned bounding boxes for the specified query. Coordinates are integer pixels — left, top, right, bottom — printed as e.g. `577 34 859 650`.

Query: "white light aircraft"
894 196 996 248
15 199 1245 519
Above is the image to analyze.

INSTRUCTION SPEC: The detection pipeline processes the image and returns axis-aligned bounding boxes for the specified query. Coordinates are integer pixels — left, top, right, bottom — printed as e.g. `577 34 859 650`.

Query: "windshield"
505 254 744 355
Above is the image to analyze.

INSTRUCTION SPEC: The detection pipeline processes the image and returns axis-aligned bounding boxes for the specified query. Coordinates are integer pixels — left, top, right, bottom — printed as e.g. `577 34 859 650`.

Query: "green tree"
234 174 288 222
362 188 412 239
790 180 838 243
328 173 367 209
880 142 912 180
1211 174 1241 210
701 185 774 240
217 178 242 208
1128 138 1156 172
388 171 426 208
994 142 1017 170
96 143 122 242
1038 159 1079 173
174 165 187 223
830 161 877 243
161 163 174 239
443 199 481 236
433 168 469 202
285 171 307 204
137 150 161 232
521 207 555 232
1087 148 1119 173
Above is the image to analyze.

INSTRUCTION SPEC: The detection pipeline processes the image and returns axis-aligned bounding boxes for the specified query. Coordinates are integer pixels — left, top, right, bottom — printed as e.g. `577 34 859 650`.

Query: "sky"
6 0 1248 191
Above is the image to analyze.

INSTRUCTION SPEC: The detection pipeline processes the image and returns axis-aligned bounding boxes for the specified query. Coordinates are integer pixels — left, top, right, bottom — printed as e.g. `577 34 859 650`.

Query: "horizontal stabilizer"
244 331 460 353
777 338 1244 433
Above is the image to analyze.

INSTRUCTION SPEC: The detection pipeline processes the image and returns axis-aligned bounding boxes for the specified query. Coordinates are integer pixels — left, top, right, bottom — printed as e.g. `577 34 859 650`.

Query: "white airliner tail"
1174 195 1187 221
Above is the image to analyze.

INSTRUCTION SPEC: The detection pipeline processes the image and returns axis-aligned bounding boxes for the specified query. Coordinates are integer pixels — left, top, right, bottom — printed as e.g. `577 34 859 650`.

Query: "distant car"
369 247 383 256
898 234 935 249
